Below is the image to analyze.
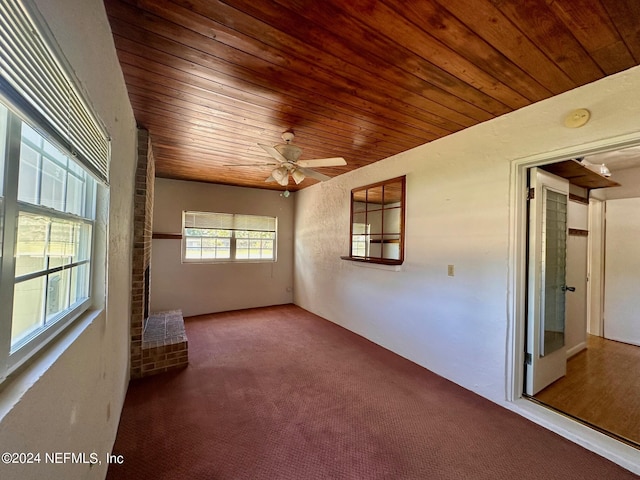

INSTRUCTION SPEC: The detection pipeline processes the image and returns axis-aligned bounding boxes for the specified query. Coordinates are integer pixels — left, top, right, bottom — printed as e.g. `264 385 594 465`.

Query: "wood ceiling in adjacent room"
103 0 640 191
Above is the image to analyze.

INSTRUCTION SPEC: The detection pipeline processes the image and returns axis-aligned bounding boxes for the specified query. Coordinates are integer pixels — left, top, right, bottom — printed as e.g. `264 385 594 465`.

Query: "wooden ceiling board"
602 0 640 63
103 0 640 191
546 0 636 74
129 0 487 128
111 29 440 145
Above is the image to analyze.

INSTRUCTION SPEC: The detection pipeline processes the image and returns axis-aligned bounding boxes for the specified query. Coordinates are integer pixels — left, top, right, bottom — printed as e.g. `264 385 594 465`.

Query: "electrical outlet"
448 265 455 277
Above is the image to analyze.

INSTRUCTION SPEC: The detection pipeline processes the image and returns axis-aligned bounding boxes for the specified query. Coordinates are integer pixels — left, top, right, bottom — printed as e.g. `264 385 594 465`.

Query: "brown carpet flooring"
107 304 638 480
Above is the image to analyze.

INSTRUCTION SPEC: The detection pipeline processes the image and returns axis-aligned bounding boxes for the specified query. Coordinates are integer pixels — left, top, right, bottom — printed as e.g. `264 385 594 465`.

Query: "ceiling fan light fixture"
291 169 305 184
271 166 289 186
582 159 612 178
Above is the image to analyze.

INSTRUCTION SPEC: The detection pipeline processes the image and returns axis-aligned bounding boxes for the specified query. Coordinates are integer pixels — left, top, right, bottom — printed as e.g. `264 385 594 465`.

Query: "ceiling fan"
227 131 346 186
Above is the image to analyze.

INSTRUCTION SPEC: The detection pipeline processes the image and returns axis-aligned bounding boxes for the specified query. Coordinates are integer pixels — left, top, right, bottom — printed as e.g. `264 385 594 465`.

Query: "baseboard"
567 341 587 359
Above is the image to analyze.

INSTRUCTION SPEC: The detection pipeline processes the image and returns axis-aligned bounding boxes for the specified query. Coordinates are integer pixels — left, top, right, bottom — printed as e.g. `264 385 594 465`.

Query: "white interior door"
603 197 640 346
525 168 570 396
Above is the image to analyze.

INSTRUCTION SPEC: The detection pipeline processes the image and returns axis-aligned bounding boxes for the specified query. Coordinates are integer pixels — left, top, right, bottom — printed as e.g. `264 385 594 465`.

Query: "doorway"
510 138 640 450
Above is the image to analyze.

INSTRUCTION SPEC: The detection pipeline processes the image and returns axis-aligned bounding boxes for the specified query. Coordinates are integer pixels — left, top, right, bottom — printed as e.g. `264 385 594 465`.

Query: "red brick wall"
130 130 187 378
130 129 155 379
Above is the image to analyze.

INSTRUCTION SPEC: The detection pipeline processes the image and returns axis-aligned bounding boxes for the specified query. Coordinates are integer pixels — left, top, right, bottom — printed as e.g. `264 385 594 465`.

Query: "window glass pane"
48 220 75 268
43 140 67 165
15 213 48 277
382 235 401 260
369 235 383 258
17 142 40 204
236 238 249 259
68 160 84 176
367 186 383 209
41 156 66 211
383 181 403 205
368 209 383 235
46 270 71 322
11 276 46 348
352 234 368 257
75 223 92 262
21 123 42 146
66 174 84 216
70 263 90 305
185 237 202 259
262 240 273 259
216 239 231 258
249 239 261 259
383 206 402 235
352 222 368 235
201 238 217 259
85 175 96 220
0 103 7 196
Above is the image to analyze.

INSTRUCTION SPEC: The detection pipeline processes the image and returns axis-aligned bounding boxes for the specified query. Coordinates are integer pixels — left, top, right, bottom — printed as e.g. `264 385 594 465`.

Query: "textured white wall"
0 1 137 479
593 165 640 200
565 193 588 357
151 179 294 317
294 65 640 406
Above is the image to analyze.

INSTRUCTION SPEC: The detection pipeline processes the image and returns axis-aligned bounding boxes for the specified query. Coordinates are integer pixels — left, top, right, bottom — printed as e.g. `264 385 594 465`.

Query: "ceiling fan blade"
296 157 346 167
258 143 289 163
296 166 331 182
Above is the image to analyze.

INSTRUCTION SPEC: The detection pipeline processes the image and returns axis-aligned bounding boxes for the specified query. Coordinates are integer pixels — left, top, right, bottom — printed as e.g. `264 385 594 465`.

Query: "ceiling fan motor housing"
274 143 302 162
281 131 295 143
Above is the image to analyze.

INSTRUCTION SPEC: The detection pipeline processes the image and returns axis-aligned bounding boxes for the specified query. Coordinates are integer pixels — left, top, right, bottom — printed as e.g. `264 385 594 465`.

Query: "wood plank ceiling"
103 0 640 191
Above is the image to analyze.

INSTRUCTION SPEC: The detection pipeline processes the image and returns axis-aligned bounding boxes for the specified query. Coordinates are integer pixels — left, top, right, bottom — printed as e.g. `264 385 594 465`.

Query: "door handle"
563 286 576 292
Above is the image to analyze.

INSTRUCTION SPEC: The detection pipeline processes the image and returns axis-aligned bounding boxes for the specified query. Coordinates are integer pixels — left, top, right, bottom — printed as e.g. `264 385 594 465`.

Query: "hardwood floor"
535 335 640 446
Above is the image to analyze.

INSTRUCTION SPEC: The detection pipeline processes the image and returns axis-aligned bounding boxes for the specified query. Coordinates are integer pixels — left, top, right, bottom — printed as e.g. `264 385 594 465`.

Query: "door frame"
507 131 640 403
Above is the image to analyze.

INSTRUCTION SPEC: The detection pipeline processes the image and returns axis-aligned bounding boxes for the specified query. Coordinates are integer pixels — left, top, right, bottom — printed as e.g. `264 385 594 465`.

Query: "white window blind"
184 212 276 232
0 0 110 183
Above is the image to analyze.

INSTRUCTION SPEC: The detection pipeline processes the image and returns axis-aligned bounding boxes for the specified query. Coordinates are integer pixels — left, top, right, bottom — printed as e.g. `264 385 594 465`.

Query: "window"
342 176 406 265
183 211 277 263
0 0 109 382
0 101 97 376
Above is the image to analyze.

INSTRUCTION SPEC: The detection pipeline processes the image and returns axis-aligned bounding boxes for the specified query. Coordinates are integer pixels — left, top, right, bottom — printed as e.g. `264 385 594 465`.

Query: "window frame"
342 176 406 266
0 102 97 382
182 211 278 264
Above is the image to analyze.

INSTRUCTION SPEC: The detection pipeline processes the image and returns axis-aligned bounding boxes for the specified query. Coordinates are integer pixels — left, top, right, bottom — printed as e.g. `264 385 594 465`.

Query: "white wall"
603 197 640 346
151 179 294 317
565 189 588 357
588 198 606 336
294 66 640 407
0 1 137 480
592 165 640 201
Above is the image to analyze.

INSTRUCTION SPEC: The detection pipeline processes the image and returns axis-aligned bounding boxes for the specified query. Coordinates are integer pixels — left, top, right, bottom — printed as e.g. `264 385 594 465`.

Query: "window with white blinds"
0 0 110 183
183 211 277 262
0 0 105 383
